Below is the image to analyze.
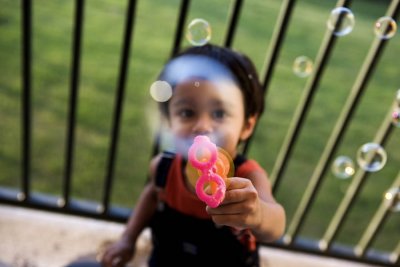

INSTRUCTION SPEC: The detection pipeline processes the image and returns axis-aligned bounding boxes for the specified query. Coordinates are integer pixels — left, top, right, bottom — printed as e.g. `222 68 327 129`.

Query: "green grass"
1 0 399 253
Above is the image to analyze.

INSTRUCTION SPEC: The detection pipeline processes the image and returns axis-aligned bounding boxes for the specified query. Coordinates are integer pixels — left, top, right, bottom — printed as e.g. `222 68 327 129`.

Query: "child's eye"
179 109 195 118
212 110 226 119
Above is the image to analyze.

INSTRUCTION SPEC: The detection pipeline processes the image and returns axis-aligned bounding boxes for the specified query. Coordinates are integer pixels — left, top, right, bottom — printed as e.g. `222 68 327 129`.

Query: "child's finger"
226 177 251 190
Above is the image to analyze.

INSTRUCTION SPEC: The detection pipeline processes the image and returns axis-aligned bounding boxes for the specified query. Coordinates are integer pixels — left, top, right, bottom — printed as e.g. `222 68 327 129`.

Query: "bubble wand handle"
188 135 226 208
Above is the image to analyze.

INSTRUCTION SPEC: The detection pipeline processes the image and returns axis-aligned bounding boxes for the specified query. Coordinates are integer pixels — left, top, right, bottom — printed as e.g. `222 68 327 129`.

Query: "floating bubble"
374 16 397 40
357 143 387 172
150 80 173 102
332 155 355 179
384 187 400 212
158 54 236 87
186 18 211 46
327 7 355 37
293 56 313 78
392 107 400 127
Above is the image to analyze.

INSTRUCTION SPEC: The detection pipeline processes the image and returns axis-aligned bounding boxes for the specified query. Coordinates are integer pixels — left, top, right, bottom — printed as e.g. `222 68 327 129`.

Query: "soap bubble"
357 143 387 172
293 56 313 78
384 187 400 212
392 107 400 127
158 54 236 87
327 7 355 37
186 18 211 46
332 156 355 179
150 81 173 102
374 16 397 40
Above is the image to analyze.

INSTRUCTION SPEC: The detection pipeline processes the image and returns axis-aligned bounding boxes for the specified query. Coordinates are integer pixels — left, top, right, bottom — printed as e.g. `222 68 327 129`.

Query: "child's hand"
205 177 263 230
100 237 135 267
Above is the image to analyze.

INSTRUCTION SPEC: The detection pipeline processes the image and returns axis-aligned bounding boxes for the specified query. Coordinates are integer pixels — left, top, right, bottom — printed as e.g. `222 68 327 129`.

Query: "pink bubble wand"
188 135 227 208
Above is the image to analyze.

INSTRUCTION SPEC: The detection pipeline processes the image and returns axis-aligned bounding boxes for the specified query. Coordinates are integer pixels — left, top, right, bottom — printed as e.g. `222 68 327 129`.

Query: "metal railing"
0 0 399 266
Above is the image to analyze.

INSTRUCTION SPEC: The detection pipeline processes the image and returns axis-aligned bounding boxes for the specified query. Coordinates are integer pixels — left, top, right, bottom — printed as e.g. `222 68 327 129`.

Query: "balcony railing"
0 0 399 266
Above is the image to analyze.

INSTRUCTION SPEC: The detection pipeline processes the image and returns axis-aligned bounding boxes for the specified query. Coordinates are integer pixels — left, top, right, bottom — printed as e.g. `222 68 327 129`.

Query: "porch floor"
0 204 382 267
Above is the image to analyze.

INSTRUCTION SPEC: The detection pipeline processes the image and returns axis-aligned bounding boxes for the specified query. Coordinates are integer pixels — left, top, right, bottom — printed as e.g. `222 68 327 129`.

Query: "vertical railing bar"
62 0 85 207
102 0 138 213
316 0 400 250
260 0 296 95
243 0 296 155
21 0 32 201
286 0 399 245
355 171 400 257
223 0 243 48
170 0 191 57
269 0 352 192
319 104 397 251
391 241 400 265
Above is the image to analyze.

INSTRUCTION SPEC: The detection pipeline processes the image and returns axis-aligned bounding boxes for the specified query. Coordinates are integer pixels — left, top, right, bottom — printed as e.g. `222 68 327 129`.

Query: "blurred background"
0 0 399 260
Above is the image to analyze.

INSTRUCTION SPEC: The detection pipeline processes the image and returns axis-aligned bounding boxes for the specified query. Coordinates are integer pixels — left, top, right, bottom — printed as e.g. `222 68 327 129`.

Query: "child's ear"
240 115 258 141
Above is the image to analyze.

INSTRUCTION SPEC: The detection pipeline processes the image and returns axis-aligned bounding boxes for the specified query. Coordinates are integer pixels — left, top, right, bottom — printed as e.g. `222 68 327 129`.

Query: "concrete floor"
0 204 383 267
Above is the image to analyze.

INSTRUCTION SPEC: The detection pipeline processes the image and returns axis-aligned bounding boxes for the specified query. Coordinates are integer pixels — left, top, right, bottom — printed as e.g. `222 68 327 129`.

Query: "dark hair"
158 44 264 119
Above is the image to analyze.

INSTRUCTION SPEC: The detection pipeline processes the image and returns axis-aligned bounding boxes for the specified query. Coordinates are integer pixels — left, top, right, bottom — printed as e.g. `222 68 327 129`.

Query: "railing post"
319 101 396 251
170 0 191 57
355 171 400 258
223 0 243 48
284 0 400 247
243 0 296 155
62 0 85 208
20 0 32 202
102 0 138 214
269 0 352 192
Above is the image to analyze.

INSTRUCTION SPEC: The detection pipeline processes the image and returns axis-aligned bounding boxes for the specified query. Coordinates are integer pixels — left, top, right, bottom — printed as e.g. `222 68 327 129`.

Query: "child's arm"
206 170 286 243
101 155 162 267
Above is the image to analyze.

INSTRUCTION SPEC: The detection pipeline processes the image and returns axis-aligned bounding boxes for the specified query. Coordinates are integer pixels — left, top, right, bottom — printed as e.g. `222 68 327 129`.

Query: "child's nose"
193 115 213 134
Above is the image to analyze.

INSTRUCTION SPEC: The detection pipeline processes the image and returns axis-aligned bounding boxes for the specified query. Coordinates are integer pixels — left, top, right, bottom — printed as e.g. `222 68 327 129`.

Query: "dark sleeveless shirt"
149 153 265 267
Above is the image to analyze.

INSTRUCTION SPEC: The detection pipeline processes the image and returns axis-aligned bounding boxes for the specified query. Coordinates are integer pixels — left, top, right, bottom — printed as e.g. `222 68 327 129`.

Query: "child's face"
167 79 255 157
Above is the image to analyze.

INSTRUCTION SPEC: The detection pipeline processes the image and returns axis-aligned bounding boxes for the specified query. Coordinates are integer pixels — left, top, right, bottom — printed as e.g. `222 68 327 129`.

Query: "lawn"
0 0 399 253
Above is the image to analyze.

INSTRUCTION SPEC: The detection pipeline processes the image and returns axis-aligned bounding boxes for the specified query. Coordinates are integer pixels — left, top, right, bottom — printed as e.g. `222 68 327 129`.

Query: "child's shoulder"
235 155 266 177
149 151 177 183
